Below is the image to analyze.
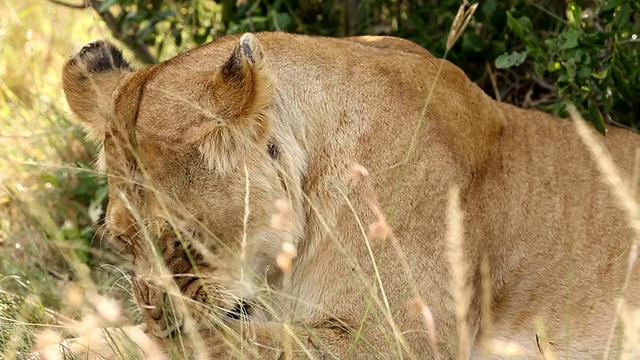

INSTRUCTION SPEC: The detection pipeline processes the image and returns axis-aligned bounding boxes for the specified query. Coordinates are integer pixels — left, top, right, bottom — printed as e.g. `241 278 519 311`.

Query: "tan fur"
59 32 640 359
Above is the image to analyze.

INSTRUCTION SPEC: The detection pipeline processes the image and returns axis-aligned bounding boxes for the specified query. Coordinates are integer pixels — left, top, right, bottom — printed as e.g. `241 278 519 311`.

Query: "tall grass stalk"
446 186 471 360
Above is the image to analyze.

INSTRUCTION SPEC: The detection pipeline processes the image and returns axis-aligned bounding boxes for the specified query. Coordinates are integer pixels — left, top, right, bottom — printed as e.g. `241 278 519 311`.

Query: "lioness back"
60 31 640 359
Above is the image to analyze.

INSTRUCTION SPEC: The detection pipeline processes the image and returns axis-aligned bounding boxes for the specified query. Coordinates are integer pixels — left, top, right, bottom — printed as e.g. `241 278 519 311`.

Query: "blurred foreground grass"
0 1 139 357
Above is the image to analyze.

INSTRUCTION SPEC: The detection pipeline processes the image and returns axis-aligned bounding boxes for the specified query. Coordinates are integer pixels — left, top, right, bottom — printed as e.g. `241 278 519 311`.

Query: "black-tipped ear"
62 40 133 141
218 33 266 89
199 33 276 172
209 33 274 122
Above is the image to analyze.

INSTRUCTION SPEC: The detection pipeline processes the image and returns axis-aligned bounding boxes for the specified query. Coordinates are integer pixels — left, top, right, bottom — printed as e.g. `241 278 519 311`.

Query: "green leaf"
505 15 540 51
272 11 292 31
135 20 159 43
505 12 536 41
591 67 609 80
563 60 577 81
481 0 497 17
495 51 528 69
566 3 583 26
533 61 546 77
587 100 607 135
193 29 210 45
560 29 580 50
98 0 119 13
461 33 485 53
582 31 610 46
547 61 562 73
611 66 634 99
603 0 624 12
613 2 632 29
505 11 524 39
578 66 592 79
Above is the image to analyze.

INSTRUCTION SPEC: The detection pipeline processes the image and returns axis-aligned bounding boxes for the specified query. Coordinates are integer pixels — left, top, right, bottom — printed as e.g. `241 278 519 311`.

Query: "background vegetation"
0 0 638 357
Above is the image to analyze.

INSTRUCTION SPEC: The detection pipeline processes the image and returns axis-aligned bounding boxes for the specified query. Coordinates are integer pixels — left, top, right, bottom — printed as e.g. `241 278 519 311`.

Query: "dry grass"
0 0 140 358
2 1 640 359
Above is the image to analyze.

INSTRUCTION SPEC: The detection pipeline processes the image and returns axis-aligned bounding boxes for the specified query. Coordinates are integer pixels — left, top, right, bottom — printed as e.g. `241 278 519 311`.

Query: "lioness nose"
133 275 184 337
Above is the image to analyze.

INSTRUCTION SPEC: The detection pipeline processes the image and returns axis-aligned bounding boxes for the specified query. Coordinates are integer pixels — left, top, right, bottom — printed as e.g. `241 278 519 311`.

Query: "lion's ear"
208 33 275 127
198 33 276 172
62 41 133 141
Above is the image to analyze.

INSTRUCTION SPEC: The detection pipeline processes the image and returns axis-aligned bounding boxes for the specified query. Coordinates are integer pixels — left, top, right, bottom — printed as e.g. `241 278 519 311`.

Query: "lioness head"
62 34 304 336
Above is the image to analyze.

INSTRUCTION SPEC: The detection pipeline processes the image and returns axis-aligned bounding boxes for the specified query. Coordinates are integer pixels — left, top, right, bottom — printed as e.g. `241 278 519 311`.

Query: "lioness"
59 32 640 359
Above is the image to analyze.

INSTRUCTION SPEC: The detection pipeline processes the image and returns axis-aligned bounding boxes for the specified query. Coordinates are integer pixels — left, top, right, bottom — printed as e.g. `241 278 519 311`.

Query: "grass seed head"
368 204 390 240
271 198 292 230
276 241 297 272
350 163 369 185
93 295 121 323
34 330 62 360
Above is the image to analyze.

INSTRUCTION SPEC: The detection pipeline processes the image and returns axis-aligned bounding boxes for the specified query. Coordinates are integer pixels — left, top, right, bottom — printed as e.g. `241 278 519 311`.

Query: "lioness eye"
267 142 278 159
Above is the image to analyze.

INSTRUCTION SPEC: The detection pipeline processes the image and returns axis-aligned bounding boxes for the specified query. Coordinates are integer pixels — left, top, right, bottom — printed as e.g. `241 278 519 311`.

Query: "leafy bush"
496 1 639 132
